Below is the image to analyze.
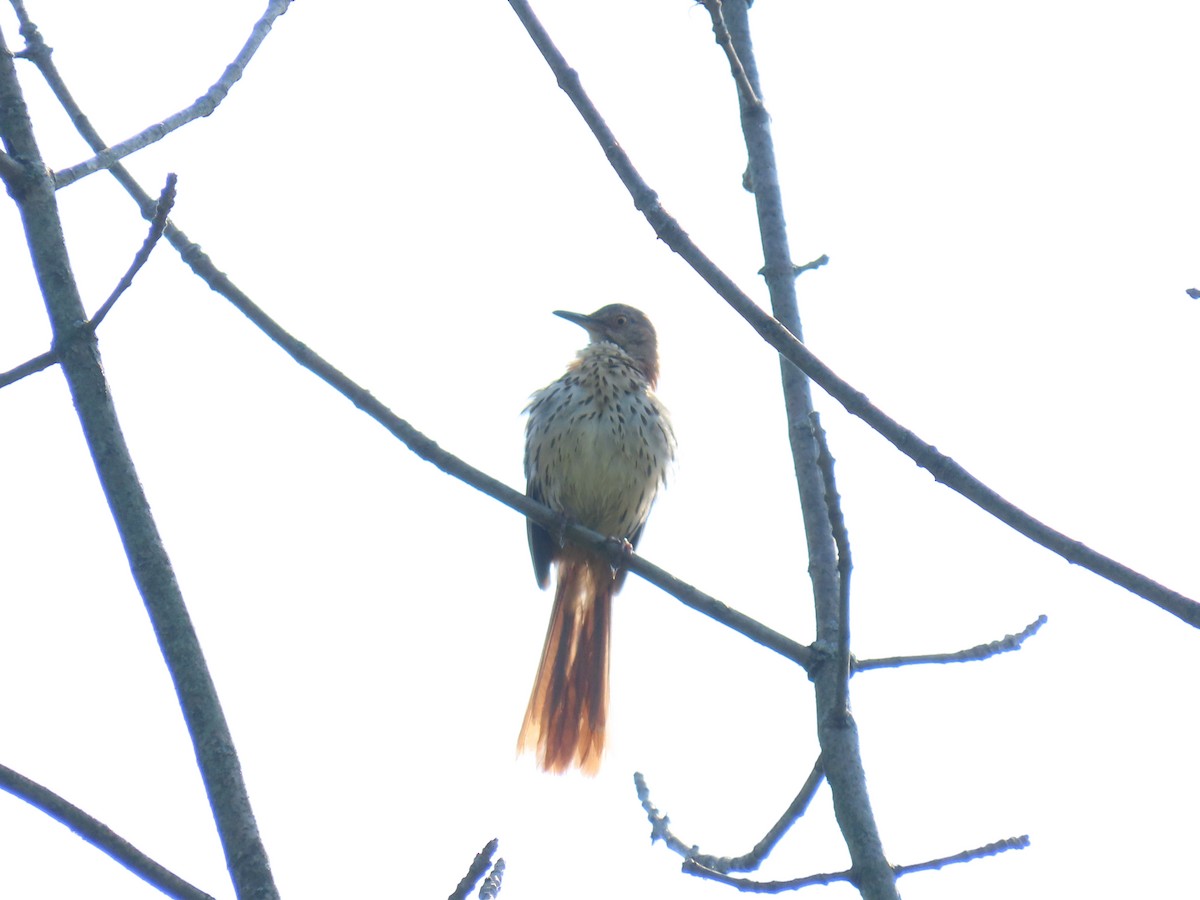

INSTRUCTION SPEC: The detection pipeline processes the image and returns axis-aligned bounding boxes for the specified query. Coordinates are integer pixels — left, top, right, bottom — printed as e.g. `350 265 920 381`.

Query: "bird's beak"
553 310 594 329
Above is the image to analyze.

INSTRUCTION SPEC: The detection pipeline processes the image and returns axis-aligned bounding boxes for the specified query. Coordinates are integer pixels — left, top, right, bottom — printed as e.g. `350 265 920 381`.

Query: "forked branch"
0 175 177 388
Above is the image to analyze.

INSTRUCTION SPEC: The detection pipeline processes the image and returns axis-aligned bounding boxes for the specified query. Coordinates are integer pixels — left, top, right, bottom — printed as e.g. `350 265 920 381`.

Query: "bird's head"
555 304 660 387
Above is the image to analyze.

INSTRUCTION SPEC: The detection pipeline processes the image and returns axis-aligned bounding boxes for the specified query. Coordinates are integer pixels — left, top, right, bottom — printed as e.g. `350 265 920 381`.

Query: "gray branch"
19 0 293 190
0 762 215 900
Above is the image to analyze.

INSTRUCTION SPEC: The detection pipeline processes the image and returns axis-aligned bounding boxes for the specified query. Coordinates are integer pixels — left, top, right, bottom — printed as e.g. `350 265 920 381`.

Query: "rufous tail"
518 547 613 775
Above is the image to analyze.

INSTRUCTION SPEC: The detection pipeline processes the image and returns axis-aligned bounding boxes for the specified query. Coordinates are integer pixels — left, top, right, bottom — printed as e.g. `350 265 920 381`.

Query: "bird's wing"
526 479 555 590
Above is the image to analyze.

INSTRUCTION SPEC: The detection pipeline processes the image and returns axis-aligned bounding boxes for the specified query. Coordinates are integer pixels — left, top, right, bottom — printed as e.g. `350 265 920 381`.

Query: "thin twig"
893 835 1029 877
88 173 177 330
10 0 294 190
792 254 829 276
502 0 1200 631
684 857 851 892
812 413 852 718
478 858 505 900
683 834 1029 892
636 760 825 874
699 0 761 109
0 165 170 386
0 347 57 389
0 166 171 385
728 756 825 873
448 838 498 900
0 147 22 183
856 616 1047 672
0 763 215 900
635 771 703 860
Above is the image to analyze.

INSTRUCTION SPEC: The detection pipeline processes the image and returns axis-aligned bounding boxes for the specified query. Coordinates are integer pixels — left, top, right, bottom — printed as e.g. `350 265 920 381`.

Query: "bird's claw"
553 511 571 548
606 536 635 565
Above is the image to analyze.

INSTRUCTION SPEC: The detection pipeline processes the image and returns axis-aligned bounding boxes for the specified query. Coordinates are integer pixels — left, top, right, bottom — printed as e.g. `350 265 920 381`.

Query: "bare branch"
730 757 826 873
0 762 215 900
634 771 704 861
893 835 1030 877
792 254 829 276
0 147 22 184
0 174 173 387
0 347 57 389
448 838 498 900
501 0 1200 631
856 616 1048 672
699 0 761 109
478 858 505 900
636 760 825 874
812 413 852 717
684 857 852 893
6 0 292 190
88 173 177 330
683 834 1029 892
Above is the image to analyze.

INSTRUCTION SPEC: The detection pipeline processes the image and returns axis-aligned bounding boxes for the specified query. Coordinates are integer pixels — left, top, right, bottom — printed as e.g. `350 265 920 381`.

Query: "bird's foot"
605 536 635 569
553 510 572 548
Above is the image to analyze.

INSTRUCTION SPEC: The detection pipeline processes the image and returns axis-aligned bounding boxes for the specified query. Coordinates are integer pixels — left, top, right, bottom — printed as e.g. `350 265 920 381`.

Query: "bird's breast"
526 353 674 539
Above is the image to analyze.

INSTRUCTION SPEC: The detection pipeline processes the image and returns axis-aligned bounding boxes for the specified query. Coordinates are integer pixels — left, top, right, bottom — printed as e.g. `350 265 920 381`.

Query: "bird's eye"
615 315 628 327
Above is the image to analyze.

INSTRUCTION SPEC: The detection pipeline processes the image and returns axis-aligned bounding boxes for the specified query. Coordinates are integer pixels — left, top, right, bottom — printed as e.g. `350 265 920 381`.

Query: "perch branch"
175 255 812 669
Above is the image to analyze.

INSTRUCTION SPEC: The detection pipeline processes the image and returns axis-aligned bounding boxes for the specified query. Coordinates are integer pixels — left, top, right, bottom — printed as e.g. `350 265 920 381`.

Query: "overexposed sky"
1 2 1198 898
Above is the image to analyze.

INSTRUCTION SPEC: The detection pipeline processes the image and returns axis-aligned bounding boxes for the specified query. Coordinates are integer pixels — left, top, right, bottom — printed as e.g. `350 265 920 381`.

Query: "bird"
519 304 675 774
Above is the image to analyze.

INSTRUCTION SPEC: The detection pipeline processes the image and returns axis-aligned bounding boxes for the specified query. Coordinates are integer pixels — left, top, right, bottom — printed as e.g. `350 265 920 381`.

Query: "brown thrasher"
519 304 675 774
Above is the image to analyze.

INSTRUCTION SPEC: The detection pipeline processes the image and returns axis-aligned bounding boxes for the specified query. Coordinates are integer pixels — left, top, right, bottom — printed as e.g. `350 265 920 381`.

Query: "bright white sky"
1 2 1198 899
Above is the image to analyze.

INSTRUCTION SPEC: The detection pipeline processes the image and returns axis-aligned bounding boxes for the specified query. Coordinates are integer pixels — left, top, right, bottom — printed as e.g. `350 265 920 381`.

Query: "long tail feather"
517 547 613 774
